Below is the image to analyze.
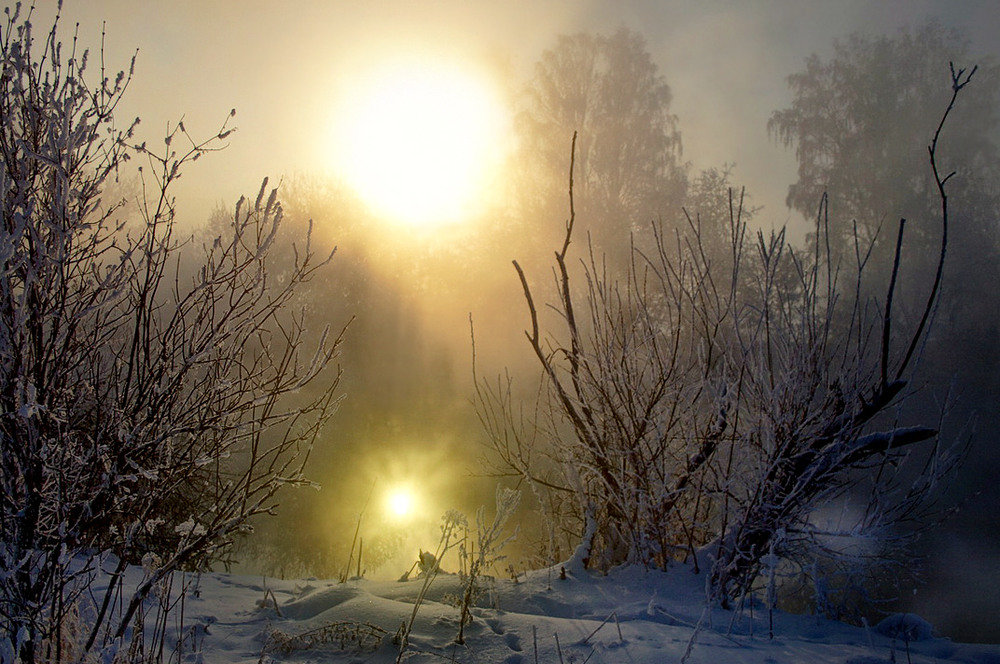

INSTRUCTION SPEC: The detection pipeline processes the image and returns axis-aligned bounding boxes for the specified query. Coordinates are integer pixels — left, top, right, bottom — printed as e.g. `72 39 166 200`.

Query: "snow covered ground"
166 559 1000 663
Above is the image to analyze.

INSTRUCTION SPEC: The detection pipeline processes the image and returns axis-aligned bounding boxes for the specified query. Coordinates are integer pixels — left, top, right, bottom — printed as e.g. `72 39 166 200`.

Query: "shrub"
480 64 975 610
0 6 345 661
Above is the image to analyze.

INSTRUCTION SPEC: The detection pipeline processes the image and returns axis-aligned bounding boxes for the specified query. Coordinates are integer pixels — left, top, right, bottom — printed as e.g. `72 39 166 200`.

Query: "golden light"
385 486 417 520
331 60 507 228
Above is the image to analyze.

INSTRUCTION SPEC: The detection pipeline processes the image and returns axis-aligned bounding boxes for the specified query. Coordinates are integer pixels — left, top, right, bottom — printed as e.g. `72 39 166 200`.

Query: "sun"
385 486 417 520
331 61 507 229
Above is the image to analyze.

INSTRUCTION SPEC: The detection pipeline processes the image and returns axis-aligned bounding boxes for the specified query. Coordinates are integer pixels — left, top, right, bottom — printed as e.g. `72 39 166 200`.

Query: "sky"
39 0 1000 642
57 1 1000 228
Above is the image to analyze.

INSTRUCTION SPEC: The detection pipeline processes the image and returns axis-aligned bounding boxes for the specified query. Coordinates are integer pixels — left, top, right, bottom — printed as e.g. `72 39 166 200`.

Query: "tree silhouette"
769 23 1000 269
517 29 686 257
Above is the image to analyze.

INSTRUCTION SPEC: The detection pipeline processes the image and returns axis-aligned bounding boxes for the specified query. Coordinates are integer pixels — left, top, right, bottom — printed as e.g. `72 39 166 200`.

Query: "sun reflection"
330 59 508 229
385 486 417 520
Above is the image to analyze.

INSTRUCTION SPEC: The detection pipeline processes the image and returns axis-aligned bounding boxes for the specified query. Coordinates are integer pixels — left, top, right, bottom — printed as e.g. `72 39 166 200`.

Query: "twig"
579 611 617 645
881 219 905 388
896 61 977 380
342 479 376 582
679 607 708 664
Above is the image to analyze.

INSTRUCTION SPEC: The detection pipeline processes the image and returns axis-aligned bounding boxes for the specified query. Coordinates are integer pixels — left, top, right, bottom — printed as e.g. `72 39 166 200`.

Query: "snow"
150 559 1000 663
874 613 936 642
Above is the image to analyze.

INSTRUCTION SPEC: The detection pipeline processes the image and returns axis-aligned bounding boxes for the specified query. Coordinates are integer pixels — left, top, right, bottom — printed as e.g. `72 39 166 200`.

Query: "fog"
50 0 1000 642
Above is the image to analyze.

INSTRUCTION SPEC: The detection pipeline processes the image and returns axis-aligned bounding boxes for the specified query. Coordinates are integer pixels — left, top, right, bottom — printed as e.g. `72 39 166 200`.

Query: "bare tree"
0 7 346 662
481 63 973 611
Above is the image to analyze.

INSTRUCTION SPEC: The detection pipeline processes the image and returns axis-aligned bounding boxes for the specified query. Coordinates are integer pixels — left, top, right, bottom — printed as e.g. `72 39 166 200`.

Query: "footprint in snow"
504 632 523 652
485 617 505 635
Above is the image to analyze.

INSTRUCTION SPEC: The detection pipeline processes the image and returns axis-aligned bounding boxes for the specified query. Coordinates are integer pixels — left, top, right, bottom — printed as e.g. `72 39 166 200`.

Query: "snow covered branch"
0 9 347 663
484 62 972 615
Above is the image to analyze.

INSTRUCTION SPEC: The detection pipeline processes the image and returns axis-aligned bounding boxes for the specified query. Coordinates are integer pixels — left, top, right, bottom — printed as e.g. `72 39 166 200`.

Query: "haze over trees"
770 25 1000 261
515 29 686 258
770 24 1000 350
483 57 969 611
483 21 999 627
770 29 1000 637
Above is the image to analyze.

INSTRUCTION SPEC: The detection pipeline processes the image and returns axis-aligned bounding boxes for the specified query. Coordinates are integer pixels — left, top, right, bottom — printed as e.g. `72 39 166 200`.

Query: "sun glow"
385 486 417 520
331 61 507 228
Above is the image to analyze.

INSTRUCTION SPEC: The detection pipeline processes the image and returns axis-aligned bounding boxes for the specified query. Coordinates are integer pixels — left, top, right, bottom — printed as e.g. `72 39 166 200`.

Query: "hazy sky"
54 0 999 228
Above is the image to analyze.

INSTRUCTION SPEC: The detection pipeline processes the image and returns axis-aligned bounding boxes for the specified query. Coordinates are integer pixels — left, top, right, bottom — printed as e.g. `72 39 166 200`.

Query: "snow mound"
875 612 935 641
105 561 1000 663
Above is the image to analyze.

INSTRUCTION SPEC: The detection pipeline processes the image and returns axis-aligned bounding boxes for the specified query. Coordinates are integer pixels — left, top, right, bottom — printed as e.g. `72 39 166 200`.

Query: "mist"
38 0 1000 644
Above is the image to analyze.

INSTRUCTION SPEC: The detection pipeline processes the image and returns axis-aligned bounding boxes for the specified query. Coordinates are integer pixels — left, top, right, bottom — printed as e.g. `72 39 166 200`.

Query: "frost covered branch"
0 8 347 662
482 63 972 614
